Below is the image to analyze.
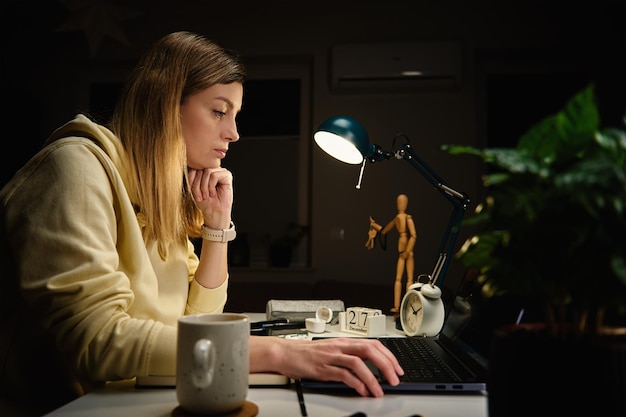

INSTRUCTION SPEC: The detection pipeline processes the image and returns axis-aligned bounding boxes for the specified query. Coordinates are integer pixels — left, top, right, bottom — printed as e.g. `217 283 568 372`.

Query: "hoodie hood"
45 114 139 205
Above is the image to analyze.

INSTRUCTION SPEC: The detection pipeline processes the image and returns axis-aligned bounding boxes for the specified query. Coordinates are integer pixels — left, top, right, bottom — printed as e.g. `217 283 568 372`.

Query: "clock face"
400 290 424 337
400 285 446 337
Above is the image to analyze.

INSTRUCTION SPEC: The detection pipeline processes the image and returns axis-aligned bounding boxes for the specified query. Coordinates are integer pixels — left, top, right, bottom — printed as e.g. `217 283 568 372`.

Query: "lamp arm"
396 143 471 287
365 143 393 163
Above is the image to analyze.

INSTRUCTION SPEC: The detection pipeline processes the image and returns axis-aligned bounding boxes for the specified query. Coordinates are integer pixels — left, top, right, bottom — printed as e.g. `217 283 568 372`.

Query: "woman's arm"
187 167 232 289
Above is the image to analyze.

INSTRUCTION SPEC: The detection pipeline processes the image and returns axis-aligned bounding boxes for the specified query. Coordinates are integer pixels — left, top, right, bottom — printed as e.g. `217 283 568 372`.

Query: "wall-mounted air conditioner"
330 41 463 93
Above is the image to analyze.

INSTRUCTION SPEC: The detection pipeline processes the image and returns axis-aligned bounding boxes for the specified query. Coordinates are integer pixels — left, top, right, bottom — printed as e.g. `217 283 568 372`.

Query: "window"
226 58 312 268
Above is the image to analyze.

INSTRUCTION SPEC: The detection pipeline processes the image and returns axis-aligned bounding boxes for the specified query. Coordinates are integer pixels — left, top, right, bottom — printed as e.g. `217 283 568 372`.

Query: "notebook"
136 373 290 388
300 269 507 393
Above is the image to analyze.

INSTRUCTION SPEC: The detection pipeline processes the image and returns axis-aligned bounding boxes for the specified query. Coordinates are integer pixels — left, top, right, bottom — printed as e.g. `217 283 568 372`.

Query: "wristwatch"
201 222 237 242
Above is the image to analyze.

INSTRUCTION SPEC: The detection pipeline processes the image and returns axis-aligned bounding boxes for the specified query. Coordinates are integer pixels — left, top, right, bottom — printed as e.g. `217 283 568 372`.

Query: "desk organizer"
265 299 345 324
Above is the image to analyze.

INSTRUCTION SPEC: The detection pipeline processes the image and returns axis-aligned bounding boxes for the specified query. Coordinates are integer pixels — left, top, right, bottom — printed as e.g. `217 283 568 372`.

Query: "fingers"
309 338 404 398
336 353 384 397
187 168 206 201
188 167 233 202
254 337 403 398
187 167 198 186
335 366 374 397
306 347 379 397
369 342 404 387
187 168 233 228
350 339 404 387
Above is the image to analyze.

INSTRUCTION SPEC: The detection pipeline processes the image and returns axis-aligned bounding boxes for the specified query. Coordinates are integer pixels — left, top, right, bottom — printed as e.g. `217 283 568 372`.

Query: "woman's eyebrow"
214 96 240 111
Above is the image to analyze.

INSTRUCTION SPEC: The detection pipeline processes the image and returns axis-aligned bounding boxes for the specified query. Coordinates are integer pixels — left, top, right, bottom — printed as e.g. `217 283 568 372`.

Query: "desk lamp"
314 116 471 336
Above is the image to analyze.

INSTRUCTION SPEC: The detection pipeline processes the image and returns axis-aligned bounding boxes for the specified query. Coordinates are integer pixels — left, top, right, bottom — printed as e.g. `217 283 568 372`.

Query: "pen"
250 321 306 334
250 318 289 326
262 322 306 330
295 378 307 416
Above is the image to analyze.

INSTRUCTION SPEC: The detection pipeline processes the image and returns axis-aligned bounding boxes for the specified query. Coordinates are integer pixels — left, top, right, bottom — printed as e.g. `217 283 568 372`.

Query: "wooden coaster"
172 401 258 417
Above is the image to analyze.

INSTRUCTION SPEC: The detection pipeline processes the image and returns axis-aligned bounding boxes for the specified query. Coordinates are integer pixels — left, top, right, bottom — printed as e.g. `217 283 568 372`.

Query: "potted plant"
442 84 626 417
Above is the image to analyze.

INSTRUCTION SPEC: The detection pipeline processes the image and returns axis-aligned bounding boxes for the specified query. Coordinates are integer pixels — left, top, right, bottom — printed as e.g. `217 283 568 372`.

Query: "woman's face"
180 82 243 170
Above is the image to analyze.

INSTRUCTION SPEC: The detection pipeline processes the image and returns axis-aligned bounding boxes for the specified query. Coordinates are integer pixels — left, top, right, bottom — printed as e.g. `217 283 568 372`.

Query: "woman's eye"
213 110 226 118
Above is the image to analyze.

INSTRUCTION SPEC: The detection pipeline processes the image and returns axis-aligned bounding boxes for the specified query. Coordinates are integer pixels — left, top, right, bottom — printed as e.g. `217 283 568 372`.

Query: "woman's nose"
225 120 240 142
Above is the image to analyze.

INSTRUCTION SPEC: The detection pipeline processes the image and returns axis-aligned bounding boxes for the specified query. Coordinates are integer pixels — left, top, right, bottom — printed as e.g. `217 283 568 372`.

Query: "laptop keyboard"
378 338 461 383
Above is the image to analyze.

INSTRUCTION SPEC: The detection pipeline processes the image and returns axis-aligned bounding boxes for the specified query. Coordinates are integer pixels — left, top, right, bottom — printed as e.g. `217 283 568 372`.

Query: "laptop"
300 269 515 393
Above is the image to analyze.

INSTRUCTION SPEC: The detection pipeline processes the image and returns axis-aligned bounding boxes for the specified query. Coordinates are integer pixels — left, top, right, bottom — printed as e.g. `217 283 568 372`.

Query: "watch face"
400 290 423 336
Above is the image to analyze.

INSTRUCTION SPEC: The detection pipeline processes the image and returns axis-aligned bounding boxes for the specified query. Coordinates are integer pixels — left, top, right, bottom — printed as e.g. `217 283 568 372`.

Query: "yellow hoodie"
0 114 227 411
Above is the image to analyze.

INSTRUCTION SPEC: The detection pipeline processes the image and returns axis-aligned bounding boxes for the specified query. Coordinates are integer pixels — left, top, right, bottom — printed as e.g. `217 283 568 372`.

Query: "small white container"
305 307 333 333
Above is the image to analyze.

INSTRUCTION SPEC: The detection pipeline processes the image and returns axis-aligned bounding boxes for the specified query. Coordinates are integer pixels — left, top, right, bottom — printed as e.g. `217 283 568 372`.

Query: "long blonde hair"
109 31 246 251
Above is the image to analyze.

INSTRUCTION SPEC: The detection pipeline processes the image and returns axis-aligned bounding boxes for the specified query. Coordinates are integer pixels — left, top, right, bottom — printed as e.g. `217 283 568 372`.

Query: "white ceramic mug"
176 313 249 415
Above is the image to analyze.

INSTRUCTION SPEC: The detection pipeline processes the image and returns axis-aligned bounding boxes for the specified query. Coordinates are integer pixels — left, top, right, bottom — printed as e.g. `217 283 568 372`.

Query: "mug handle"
192 339 215 388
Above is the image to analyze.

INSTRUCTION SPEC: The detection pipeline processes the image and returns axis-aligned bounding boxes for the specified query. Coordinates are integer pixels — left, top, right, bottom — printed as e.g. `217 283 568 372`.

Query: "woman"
0 31 403 414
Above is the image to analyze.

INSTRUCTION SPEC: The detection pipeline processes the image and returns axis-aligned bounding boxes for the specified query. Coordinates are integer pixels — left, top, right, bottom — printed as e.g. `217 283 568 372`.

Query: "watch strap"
201 222 237 242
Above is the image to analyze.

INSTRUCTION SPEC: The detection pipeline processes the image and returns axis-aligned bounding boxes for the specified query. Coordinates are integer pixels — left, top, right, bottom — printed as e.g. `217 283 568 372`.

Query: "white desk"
44 379 488 417
44 313 489 417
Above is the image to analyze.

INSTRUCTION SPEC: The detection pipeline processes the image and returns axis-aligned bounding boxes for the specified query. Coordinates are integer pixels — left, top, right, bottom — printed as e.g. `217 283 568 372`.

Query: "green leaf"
518 85 599 164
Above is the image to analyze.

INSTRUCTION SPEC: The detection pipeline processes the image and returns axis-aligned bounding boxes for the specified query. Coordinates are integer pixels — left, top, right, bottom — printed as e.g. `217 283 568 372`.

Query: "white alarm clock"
399 276 445 337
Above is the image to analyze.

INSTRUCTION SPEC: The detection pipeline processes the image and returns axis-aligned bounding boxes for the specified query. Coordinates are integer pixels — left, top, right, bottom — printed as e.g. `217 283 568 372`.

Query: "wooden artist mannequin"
366 194 417 313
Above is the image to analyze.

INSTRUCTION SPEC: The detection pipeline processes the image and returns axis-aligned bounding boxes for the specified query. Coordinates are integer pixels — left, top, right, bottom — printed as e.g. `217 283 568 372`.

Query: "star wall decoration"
55 0 143 56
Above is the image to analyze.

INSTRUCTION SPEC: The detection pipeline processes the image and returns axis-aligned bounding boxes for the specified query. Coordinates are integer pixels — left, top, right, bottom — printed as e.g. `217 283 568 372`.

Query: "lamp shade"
314 116 372 164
